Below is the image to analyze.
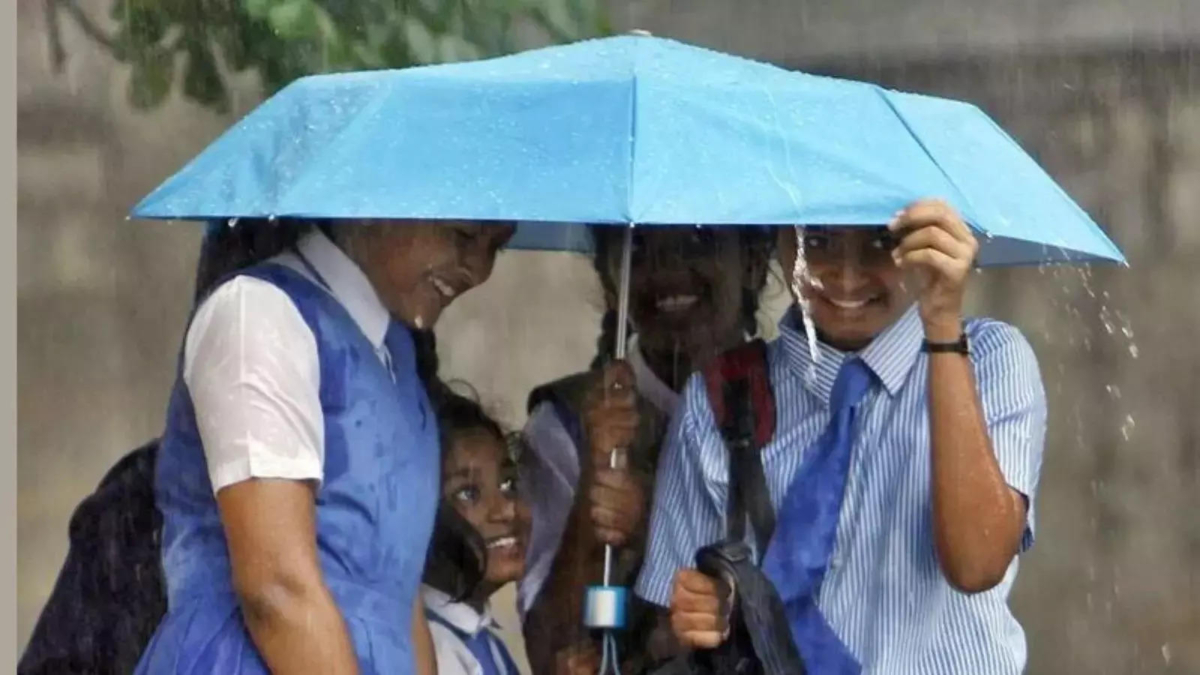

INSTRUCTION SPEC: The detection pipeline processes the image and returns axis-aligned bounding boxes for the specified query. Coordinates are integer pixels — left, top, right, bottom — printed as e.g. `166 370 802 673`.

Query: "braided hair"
587 225 774 369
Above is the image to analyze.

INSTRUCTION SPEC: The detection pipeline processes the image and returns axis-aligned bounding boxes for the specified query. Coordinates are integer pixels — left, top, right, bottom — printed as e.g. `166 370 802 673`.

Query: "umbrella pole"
588 225 634 675
605 224 633 584
613 225 633 362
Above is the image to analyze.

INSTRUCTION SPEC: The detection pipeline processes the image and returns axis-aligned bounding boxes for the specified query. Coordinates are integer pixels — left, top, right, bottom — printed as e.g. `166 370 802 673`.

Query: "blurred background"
17 1 1199 673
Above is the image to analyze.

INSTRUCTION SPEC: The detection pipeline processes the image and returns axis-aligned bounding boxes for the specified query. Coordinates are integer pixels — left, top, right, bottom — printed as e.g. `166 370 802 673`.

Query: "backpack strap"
701 339 777 559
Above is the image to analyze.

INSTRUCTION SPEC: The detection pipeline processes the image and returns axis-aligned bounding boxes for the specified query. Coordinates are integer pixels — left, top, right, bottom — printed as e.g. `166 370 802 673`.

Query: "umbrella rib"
875 87 1125 265
973 111 1126 263
270 85 393 219
625 38 642 225
871 86 981 230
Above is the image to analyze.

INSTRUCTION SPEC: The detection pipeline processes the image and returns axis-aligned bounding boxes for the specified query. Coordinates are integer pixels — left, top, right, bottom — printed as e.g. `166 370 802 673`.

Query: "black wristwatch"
922 332 971 355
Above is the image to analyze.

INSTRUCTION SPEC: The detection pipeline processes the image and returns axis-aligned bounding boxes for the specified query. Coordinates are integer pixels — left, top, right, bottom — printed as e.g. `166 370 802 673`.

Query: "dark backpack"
18 440 166 675
651 339 807 675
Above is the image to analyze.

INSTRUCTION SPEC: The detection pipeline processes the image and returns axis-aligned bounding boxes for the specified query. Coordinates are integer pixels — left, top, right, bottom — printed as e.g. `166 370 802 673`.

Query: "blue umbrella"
131 33 1124 267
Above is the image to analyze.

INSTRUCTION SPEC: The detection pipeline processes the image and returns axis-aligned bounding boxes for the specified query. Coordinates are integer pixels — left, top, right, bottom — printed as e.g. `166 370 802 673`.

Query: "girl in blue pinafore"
136 218 515 674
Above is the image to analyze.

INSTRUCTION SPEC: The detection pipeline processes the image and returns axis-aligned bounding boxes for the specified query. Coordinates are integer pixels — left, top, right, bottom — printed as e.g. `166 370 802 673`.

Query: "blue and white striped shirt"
635 304 1047 674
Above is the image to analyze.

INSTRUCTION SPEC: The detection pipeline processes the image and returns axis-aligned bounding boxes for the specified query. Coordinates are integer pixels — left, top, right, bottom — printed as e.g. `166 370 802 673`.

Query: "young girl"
135 217 514 674
423 391 529 675
644 201 1048 674
518 224 774 674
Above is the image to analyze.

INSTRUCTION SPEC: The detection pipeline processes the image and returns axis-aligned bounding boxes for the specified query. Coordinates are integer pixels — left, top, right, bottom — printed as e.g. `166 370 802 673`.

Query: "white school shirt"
423 585 516 675
183 229 393 493
516 335 680 618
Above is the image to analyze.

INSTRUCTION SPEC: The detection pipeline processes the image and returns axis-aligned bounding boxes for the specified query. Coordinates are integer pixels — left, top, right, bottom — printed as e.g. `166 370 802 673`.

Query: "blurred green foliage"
49 0 611 113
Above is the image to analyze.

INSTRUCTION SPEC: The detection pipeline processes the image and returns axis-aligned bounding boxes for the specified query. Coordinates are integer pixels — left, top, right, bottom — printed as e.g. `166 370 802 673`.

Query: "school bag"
18 439 166 675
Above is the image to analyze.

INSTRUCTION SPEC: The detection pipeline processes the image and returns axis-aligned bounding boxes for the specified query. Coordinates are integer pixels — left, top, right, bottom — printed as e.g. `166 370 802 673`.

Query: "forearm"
927 349 1025 592
238 579 359 674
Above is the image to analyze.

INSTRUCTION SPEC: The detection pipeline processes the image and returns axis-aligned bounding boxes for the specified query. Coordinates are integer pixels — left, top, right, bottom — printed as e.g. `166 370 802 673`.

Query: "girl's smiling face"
596 225 769 368
343 219 516 330
441 428 528 586
778 226 913 351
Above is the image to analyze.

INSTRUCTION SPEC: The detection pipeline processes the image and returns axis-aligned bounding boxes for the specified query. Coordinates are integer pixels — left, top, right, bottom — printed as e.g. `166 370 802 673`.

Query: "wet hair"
192 218 334 304
190 218 446 396
421 389 509 602
588 225 775 369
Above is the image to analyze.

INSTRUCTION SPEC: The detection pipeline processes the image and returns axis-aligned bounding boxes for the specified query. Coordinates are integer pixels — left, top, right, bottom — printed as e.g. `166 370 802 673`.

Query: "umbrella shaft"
614 226 633 361
602 226 633 588
603 545 614 586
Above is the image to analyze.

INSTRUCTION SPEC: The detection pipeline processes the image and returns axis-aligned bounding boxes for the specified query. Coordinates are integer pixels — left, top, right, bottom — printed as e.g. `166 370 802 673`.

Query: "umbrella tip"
627 29 652 37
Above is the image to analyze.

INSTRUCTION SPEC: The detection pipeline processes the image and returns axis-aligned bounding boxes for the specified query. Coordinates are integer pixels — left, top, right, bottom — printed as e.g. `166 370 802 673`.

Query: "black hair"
191 218 339 305
587 225 775 369
421 390 509 602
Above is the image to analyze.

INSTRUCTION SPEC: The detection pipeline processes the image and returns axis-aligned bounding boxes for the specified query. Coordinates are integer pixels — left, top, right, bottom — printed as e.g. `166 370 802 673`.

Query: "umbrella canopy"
132 34 1124 266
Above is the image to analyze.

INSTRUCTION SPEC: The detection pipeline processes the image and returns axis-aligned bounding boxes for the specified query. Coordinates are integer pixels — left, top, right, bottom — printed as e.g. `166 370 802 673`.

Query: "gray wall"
611 0 1200 60
18 1 1199 673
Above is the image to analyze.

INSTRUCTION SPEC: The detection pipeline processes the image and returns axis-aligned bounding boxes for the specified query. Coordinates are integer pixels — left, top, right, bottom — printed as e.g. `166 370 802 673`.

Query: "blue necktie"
761 357 873 675
462 631 519 675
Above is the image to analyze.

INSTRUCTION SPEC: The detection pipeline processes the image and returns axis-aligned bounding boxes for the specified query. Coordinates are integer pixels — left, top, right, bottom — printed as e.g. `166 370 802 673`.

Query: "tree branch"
55 0 121 54
43 0 67 70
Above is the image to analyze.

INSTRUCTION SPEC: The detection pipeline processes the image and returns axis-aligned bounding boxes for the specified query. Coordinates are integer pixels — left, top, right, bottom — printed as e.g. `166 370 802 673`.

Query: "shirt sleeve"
183 276 324 494
516 402 581 620
634 375 727 608
970 320 1048 552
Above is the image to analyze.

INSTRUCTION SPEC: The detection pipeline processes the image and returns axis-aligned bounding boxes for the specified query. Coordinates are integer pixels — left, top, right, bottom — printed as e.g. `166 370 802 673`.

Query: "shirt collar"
627 334 681 415
294 229 390 350
778 303 923 402
422 585 497 637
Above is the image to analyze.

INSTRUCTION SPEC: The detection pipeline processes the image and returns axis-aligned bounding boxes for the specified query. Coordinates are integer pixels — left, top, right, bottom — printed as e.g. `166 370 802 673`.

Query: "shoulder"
193 260 331 328
964 317 1040 366
184 273 319 382
964 317 1046 399
190 272 306 333
526 371 593 414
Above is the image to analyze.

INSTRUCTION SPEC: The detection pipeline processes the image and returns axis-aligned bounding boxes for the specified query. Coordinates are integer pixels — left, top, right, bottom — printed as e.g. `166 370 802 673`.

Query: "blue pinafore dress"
135 256 439 673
